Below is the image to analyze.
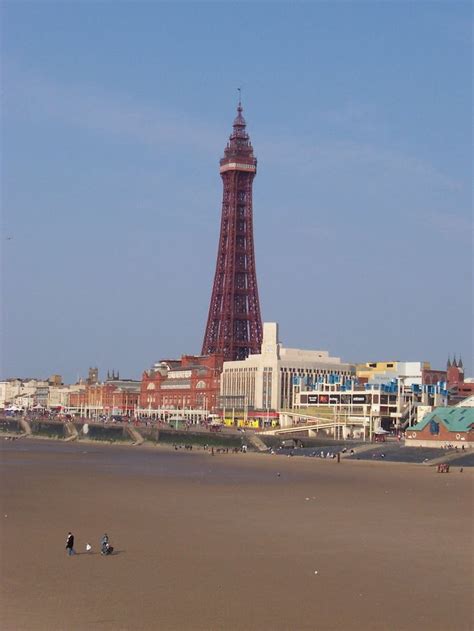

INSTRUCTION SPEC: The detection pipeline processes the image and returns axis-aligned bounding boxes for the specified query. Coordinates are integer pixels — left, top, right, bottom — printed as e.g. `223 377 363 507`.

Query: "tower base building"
220 323 355 412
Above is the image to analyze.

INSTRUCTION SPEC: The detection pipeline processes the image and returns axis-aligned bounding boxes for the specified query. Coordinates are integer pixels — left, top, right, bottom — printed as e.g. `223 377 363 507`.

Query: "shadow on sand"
75 550 125 556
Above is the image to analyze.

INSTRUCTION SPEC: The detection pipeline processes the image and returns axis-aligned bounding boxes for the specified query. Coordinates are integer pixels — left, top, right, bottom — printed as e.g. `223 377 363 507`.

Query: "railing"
262 412 368 436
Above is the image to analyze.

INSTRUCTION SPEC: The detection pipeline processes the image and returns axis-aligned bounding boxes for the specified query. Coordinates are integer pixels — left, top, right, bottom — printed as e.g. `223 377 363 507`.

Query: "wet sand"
0 439 472 631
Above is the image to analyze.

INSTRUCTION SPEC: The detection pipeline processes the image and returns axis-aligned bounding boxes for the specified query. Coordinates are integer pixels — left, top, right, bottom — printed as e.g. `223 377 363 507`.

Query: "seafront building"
294 356 449 431
356 361 446 387
67 373 140 418
220 322 355 414
0 379 47 409
405 406 474 448
355 358 474 403
295 379 448 432
446 357 474 402
0 376 83 411
137 354 223 418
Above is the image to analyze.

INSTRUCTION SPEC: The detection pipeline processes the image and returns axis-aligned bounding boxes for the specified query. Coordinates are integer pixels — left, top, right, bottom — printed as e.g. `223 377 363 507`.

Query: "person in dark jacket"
66 532 75 556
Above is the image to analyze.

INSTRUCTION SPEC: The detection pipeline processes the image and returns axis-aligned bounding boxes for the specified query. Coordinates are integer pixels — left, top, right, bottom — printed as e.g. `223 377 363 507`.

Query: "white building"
364 362 427 387
220 323 355 411
0 378 82 411
0 379 48 409
48 385 83 408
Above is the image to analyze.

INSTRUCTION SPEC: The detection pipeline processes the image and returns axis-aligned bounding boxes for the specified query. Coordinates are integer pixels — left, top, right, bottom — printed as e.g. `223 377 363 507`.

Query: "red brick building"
446 357 474 402
68 378 140 416
140 354 224 412
421 368 446 385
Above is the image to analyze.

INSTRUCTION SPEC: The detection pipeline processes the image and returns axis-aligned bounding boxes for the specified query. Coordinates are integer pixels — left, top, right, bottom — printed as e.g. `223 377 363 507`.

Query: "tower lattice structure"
202 102 263 361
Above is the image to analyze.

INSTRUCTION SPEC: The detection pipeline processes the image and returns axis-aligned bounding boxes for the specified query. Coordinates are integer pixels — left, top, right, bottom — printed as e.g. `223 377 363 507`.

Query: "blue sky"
1 1 472 383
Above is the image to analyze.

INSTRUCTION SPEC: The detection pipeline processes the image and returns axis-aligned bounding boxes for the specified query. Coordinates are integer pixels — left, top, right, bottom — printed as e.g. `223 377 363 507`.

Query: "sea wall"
2 417 253 449
0 419 23 434
141 427 244 449
29 420 68 439
76 423 130 442
0 418 132 443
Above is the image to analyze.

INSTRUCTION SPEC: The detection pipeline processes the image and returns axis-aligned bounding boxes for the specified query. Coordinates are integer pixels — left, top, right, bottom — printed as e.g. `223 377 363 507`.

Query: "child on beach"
100 533 114 555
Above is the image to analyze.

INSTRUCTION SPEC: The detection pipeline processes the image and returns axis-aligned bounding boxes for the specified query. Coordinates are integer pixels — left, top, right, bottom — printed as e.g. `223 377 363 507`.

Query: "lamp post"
369 405 373 443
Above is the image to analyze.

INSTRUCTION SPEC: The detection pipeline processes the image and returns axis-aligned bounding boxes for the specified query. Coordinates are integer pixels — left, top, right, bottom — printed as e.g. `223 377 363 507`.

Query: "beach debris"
277 472 280 477
86 543 92 552
4 514 7 518
314 570 318 574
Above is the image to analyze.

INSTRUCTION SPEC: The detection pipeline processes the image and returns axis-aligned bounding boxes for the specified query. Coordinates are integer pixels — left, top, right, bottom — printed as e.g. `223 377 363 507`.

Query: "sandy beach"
0 439 472 631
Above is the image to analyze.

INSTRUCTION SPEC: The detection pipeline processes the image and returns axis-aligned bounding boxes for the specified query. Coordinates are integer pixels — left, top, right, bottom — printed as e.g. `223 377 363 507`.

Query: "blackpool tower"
202 100 263 361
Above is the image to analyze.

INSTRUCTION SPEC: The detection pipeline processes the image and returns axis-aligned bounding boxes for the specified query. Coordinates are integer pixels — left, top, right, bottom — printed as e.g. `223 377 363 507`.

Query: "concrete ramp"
425 450 471 466
127 426 144 446
247 432 270 452
18 419 32 436
340 443 377 459
64 421 79 442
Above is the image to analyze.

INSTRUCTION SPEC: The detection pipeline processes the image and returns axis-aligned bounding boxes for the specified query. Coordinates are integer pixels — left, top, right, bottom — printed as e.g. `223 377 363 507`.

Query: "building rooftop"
112 384 141 392
411 407 474 433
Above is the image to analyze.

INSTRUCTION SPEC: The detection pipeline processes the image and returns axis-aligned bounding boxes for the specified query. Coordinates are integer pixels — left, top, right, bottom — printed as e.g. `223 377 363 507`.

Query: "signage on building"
304 392 367 405
168 371 192 379
162 384 191 390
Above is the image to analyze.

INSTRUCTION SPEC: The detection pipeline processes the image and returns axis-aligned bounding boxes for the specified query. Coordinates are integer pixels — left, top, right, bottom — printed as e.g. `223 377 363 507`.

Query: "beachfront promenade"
1 414 473 467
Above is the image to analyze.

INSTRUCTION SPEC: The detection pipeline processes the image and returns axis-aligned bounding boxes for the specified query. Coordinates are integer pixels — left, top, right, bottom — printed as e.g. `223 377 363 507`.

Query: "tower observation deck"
202 102 263 361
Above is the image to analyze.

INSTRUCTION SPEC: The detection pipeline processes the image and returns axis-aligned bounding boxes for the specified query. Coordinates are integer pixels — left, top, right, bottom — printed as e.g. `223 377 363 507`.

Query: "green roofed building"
405 407 474 448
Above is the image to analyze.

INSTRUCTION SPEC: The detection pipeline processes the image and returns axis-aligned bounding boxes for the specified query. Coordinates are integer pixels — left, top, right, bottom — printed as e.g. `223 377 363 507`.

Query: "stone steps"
126 426 144 446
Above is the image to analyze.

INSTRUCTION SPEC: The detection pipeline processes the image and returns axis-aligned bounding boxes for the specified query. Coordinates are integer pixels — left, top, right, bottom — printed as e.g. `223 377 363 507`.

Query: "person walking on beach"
65 532 75 556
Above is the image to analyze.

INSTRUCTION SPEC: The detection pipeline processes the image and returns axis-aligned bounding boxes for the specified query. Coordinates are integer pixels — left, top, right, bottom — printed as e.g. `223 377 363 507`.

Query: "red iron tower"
202 101 263 361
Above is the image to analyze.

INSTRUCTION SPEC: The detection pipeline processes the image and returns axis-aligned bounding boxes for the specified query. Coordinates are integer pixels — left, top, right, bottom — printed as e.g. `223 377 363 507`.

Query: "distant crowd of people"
441 443 466 451
172 443 247 455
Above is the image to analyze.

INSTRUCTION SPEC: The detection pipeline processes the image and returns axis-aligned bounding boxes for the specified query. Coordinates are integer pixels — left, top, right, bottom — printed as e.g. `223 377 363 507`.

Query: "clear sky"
1 1 472 383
